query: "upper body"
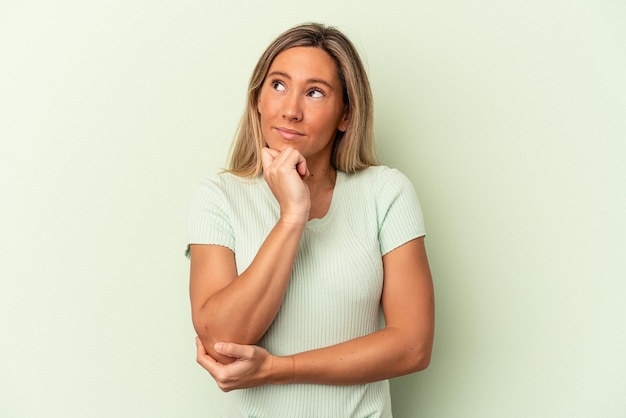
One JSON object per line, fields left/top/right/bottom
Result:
{"left": 187, "top": 23, "right": 435, "bottom": 418}
{"left": 188, "top": 166, "right": 426, "bottom": 416}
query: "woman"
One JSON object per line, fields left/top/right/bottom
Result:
{"left": 187, "top": 23, "right": 434, "bottom": 417}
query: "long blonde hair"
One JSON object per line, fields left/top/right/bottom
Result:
{"left": 228, "top": 23, "right": 377, "bottom": 177}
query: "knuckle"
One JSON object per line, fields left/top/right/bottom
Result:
{"left": 278, "top": 165, "right": 291, "bottom": 175}
{"left": 216, "top": 375, "right": 234, "bottom": 392}
{"left": 263, "top": 171, "right": 273, "bottom": 183}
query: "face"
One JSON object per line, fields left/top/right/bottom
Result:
{"left": 257, "top": 47, "right": 349, "bottom": 164}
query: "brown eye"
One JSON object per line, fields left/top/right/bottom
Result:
{"left": 271, "top": 80, "right": 286, "bottom": 92}
{"left": 308, "top": 88, "right": 324, "bottom": 98}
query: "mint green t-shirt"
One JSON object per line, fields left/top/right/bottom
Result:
{"left": 187, "top": 165, "right": 425, "bottom": 418}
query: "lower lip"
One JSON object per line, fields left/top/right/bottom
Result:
{"left": 276, "top": 128, "right": 302, "bottom": 140}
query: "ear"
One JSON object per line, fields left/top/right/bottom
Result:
{"left": 337, "top": 111, "right": 349, "bottom": 132}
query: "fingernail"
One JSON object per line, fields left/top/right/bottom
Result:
{"left": 215, "top": 342, "right": 223, "bottom": 351}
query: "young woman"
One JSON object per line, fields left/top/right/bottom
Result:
{"left": 187, "top": 22, "right": 434, "bottom": 417}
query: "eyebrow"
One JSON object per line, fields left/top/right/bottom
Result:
{"left": 267, "top": 71, "right": 334, "bottom": 89}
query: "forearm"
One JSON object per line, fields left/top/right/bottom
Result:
{"left": 194, "top": 217, "right": 305, "bottom": 349}
{"left": 271, "top": 326, "right": 433, "bottom": 386}
{"left": 196, "top": 239, "right": 435, "bottom": 387}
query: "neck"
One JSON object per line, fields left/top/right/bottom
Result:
{"left": 304, "top": 159, "right": 336, "bottom": 195}
{"left": 304, "top": 158, "right": 337, "bottom": 220}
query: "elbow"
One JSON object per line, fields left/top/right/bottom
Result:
{"left": 403, "top": 342, "right": 433, "bottom": 374}
{"left": 193, "top": 313, "right": 260, "bottom": 346}
{"left": 387, "top": 326, "right": 434, "bottom": 375}
{"left": 192, "top": 308, "right": 219, "bottom": 344}
{"left": 192, "top": 312, "right": 212, "bottom": 342}
{"left": 192, "top": 300, "right": 262, "bottom": 344}
{"left": 411, "top": 350, "right": 432, "bottom": 372}
{"left": 193, "top": 317, "right": 237, "bottom": 365}
{"left": 192, "top": 317, "right": 216, "bottom": 351}
{"left": 191, "top": 304, "right": 231, "bottom": 345}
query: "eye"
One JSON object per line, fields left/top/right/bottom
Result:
{"left": 307, "top": 88, "right": 324, "bottom": 98}
{"left": 271, "top": 80, "right": 286, "bottom": 92}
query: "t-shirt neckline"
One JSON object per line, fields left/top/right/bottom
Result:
{"left": 306, "top": 170, "right": 344, "bottom": 229}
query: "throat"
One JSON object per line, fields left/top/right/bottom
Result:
{"left": 308, "top": 186, "right": 335, "bottom": 220}
{"left": 307, "top": 170, "right": 337, "bottom": 221}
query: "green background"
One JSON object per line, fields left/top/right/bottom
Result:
{"left": 1, "top": 0, "right": 624, "bottom": 416}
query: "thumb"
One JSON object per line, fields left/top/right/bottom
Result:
{"left": 214, "top": 342, "right": 255, "bottom": 360}
{"left": 260, "top": 147, "right": 279, "bottom": 171}
{"left": 293, "top": 153, "right": 310, "bottom": 179}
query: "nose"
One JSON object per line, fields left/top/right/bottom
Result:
{"left": 282, "top": 93, "right": 303, "bottom": 122}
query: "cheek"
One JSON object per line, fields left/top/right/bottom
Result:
{"left": 318, "top": 111, "right": 343, "bottom": 133}
{"left": 258, "top": 96, "right": 278, "bottom": 120}
{"left": 257, "top": 89, "right": 272, "bottom": 114}
{"left": 257, "top": 100, "right": 271, "bottom": 126}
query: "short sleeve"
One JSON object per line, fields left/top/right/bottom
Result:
{"left": 376, "top": 167, "right": 426, "bottom": 255}
{"left": 186, "top": 176, "right": 235, "bottom": 258}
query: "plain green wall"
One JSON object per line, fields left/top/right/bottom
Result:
{"left": 1, "top": 0, "right": 624, "bottom": 417}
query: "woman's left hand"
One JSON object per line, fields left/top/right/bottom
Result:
{"left": 195, "top": 337, "right": 274, "bottom": 392}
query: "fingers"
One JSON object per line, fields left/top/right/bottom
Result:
{"left": 196, "top": 340, "right": 271, "bottom": 392}
{"left": 260, "top": 147, "right": 279, "bottom": 172}
{"left": 215, "top": 342, "right": 256, "bottom": 360}
{"left": 262, "top": 146, "right": 309, "bottom": 180}
{"left": 260, "top": 146, "right": 311, "bottom": 222}
{"left": 195, "top": 337, "right": 218, "bottom": 375}
{"left": 295, "top": 154, "right": 310, "bottom": 179}
{"left": 263, "top": 147, "right": 281, "bottom": 158}
{"left": 195, "top": 336, "right": 206, "bottom": 354}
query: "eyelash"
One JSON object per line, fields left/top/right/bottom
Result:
{"left": 307, "top": 87, "right": 324, "bottom": 98}
{"left": 271, "top": 79, "right": 286, "bottom": 91}
{"left": 269, "top": 79, "right": 325, "bottom": 98}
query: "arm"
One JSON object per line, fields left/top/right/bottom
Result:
{"left": 197, "top": 237, "right": 435, "bottom": 390}
{"left": 190, "top": 147, "right": 311, "bottom": 364}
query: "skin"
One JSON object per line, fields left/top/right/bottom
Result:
{"left": 258, "top": 46, "right": 349, "bottom": 218}
{"left": 189, "top": 46, "right": 435, "bottom": 391}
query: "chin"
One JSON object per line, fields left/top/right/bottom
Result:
{"left": 267, "top": 142, "right": 299, "bottom": 153}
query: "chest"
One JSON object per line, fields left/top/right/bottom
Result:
{"left": 308, "top": 187, "right": 334, "bottom": 220}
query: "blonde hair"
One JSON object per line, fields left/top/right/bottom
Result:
{"left": 228, "top": 23, "right": 377, "bottom": 177}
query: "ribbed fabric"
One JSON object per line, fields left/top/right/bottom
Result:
{"left": 187, "top": 166, "right": 425, "bottom": 418}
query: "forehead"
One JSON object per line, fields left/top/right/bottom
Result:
{"left": 268, "top": 47, "right": 340, "bottom": 86}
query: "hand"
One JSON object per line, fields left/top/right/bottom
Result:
{"left": 260, "top": 147, "right": 311, "bottom": 223}
{"left": 195, "top": 337, "right": 274, "bottom": 392}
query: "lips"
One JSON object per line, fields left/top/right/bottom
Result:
{"left": 275, "top": 127, "right": 304, "bottom": 140}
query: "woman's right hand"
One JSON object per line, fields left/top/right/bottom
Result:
{"left": 261, "top": 147, "right": 311, "bottom": 224}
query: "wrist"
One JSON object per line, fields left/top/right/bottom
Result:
{"left": 278, "top": 213, "right": 308, "bottom": 226}
{"left": 270, "top": 355, "right": 296, "bottom": 385}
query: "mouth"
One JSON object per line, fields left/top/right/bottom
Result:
{"left": 274, "top": 127, "right": 304, "bottom": 140}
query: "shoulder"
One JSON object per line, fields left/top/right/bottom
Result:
{"left": 195, "top": 171, "right": 253, "bottom": 189}
{"left": 346, "top": 165, "right": 415, "bottom": 192}
{"left": 193, "top": 172, "right": 263, "bottom": 197}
